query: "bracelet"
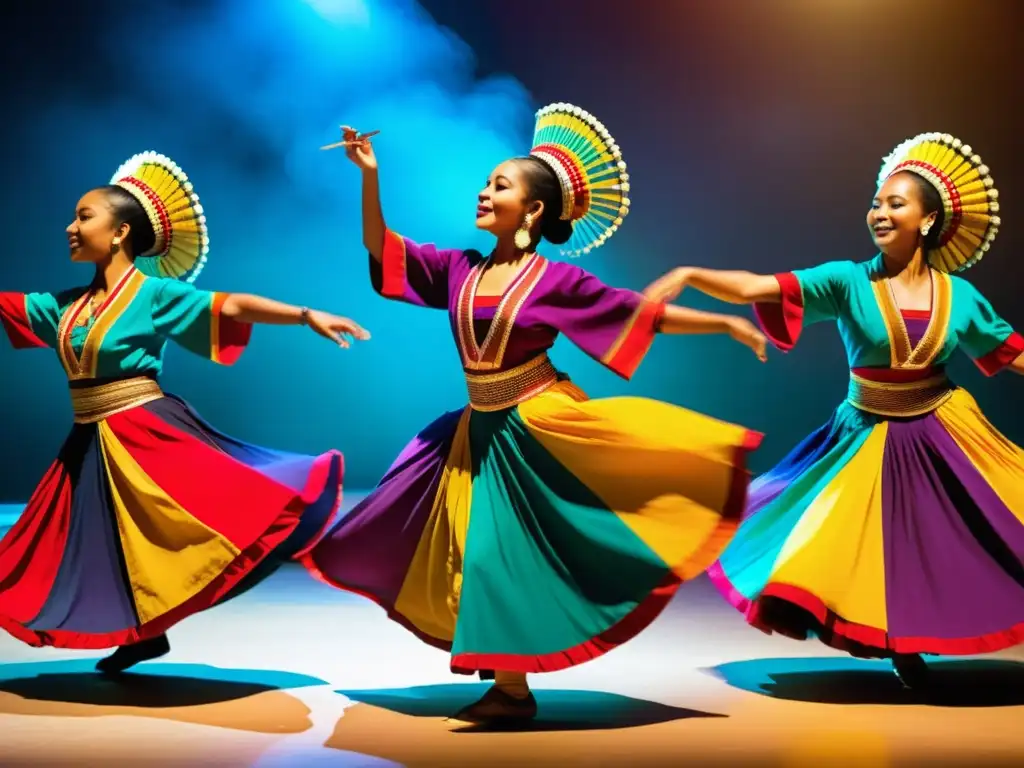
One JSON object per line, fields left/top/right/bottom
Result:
{"left": 300, "top": 306, "right": 310, "bottom": 325}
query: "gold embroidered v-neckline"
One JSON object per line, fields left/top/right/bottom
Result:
{"left": 58, "top": 267, "right": 140, "bottom": 379}
{"left": 463, "top": 254, "right": 538, "bottom": 358}
{"left": 871, "top": 268, "right": 952, "bottom": 370}
{"left": 456, "top": 253, "right": 548, "bottom": 371}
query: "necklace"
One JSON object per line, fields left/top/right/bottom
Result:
{"left": 80, "top": 292, "right": 102, "bottom": 326}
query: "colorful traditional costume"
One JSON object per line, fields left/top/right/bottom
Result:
{"left": 0, "top": 153, "right": 343, "bottom": 650}
{"left": 305, "top": 103, "right": 761, "bottom": 677}
{"left": 709, "top": 132, "right": 1024, "bottom": 658}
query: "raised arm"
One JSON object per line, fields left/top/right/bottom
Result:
{"left": 337, "top": 126, "right": 385, "bottom": 261}
{"left": 339, "top": 126, "right": 454, "bottom": 310}
{"left": 361, "top": 169, "right": 386, "bottom": 263}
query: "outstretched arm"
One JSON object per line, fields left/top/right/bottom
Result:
{"left": 219, "top": 293, "right": 369, "bottom": 346}
{"left": 152, "top": 281, "right": 368, "bottom": 366}
{"left": 958, "top": 281, "right": 1024, "bottom": 377}
{"left": 645, "top": 267, "right": 781, "bottom": 305}
{"left": 544, "top": 264, "right": 767, "bottom": 380}
{"left": 648, "top": 261, "right": 852, "bottom": 353}
{"left": 659, "top": 304, "right": 768, "bottom": 361}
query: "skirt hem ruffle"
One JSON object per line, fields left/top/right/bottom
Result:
{"left": 304, "top": 430, "right": 760, "bottom": 674}
{"left": 1, "top": 450, "right": 344, "bottom": 649}
{"left": 708, "top": 566, "right": 1024, "bottom": 657}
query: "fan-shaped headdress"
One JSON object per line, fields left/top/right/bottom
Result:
{"left": 110, "top": 152, "right": 210, "bottom": 283}
{"left": 877, "top": 132, "right": 1000, "bottom": 272}
{"left": 529, "top": 103, "right": 630, "bottom": 257}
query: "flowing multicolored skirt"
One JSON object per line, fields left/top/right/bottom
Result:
{"left": 304, "top": 378, "right": 761, "bottom": 674}
{"left": 709, "top": 387, "right": 1024, "bottom": 657}
{"left": 0, "top": 390, "right": 343, "bottom": 648}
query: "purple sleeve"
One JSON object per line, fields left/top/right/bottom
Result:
{"left": 540, "top": 264, "right": 664, "bottom": 380}
{"left": 369, "top": 229, "right": 458, "bottom": 310}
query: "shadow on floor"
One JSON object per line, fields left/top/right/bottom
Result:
{"left": 706, "top": 656, "right": 1024, "bottom": 707}
{"left": 0, "top": 658, "right": 331, "bottom": 734}
{"left": 338, "top": 682, "right": 725, "bottom": 733}
{"left": 0, "top": 658, "right": 328, "bottom": 708}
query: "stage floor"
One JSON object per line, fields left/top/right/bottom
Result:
{"left": 0, "top": 565, "right": 1021, "bottom": 767}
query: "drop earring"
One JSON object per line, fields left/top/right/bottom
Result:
{"left": 514, "top": 214, "right": 534, "bottom": 251}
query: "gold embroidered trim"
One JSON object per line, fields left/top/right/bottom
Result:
{"left": 456, "top": 254, "right": 547, "bottom": 371}
{"left": 871, "top": 270, "right": 952, "bottom": 370}
{"left": 847, "top": 371, "right": 954, "bottom": 417}
{"left": 70, "top": 376, "right": 164, "bottom": 424}
{"left": 464, "top": 354, "right": 558, "bottom": 412}
{"left": 58, "top": 269, "right": 145, "bottom": 380}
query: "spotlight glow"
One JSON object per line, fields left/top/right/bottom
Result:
{"left": 304, "top": 0, "right": 369, "bottom": 24}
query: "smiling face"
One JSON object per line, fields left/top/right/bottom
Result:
{"left": 867, "top": 171, "right": 940, "bottom": 256}
{"left": 475, "top": 159, "right": 544, "bottom": 239}
{"left": 66, "top": 189, "right": 124, "bottom": 263}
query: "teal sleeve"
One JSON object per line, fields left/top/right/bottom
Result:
{"left": 958, "top": 281, "right": 1022, "bottom": 375}
{"left": 150, "top": 279, "right": 252, "bottom": 365}
{"left": 791, "top": 261, "right": 851, "bottom": 326}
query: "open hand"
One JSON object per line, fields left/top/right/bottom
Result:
{"left": 306, "top": 310, "right": 371, "bottom": 348}
{"left": 340, "top": 125, "right": 378, "bottom": 172}
{"left": 728, "top": 317, "right": 768, "bottom": 362}
{"left": 643, "top": 267, "right": 691, "bottom": 304}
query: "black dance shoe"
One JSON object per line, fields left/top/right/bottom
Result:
{"left": 892, "top": 653, "right": 929, "bottom": 689}
{"left": 449, "top": 685, "right": 538, "bottom": 724}
{"left": 95, "top": 634, "right": 171, "bottom": 674}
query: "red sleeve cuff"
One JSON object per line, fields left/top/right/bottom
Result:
{"left": 753, "top": 272, "right": 803, "bottom": 352}
{"left": 210, "top": 292, "right": 253, "bottom": 366}
{"left": 379, "top": 229, "right": 407, "bottom": 298}
{"left": 974, "top": 331, "right": 1024, "bottom": 376}
{"left": 605, "top": 300, "right": 664, "bottom": 380}
{"left": 0, "top": 292, "right": 47, "bottom": 349}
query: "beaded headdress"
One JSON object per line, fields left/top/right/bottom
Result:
{"left": 877, "top": 132, "right": 1000, "bottom": 273}
{"left": 110, "top": 152, "right": 210, "bottom": 283}
{"left": 529, "top": 103, "right": 630, "bottom": 257}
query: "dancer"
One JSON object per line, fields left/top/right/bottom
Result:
{"left": 305, "top": 103, "right": 767, "bottom": 724}
{"left": 645, "top": 132, "right": 1021, "bottom": 688}
{"left": 0, "top": 151, "right": 368, "bottom": 673}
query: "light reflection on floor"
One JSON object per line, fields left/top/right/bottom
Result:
{"left": 1, "top": 494, "right": 1022, "bottom": 766}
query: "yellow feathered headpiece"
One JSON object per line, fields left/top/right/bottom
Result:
{"left": 529, "top": 103, "right": 631, "bottom": 257}
{"left": 110, "top": 152, "right": 210, "bottom": 283}
{"left": 877, "top": 132, "right": 1000, "bottom": 272}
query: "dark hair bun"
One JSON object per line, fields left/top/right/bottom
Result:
{"left": 541, "top": 216, "right": 573, "bottom": 245}
{"left": 512, "top": 156, "right": 575, "bottom": 248}
{"left": 100, "top": 184, "right": 157, "bottom": 256}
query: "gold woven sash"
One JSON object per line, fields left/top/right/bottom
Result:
{"left": 70, "top": 377, "right": 164, "bottom": 424}
{"left": 465, "top": 354, "right": 559, "bottom": 412}
{"left": 847, "top": 370, "right": 954, "bottom": 418}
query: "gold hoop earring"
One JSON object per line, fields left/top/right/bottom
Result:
{"left": 514, "top": 214, "right": 534, "bottom": 251}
